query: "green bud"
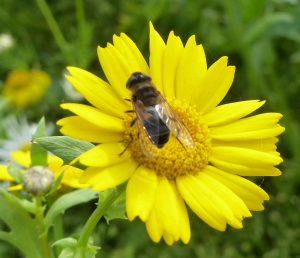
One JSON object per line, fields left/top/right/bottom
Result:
{"left": 22, "top": 166, "right": 54, "bottom": 196}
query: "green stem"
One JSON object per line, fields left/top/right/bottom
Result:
{"left": 78, "top": 184, "right": 126, "bottom": 256}
{"left": 53, "top": 216, "right": 64, "bottom": 257}
{"left": 76, "top": 0, "right": 85, "bottom": 44}
{"left": 35, "top": 197, "right": 53, "bottom": 258}
{"left": 75, "top": 0, "right": 89, "bottom": 67}
{"left": 35, "top": 0, "right": 70, "bottom": 60}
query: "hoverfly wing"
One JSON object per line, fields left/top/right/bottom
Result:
{"left": 155, "top": 95, "right": 194, "bottom": 148}
{"left": 135, "top": 118, "right": 156, "bottom": 158}
{"left": 133, "top": 100, "right": 168, "bottom": 157}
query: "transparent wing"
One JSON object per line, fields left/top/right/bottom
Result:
{"left": 154, "top": 95, "right": 194, "bottom": 148}
{"left": 135, "top": 118, "right": 156, "bottom": 158}
{"left": 133, "top": 100, "right": 162, "bottom": 146}
{"left": 133, "top": 100, "right": 169, "bottom": 157}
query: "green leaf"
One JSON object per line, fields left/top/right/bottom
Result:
{"left": 53, "top": 238, "right": 99, "bottom": 258}
{"left": 44, "top": 189, "right": 97, "bottom": 231}
{"left": 35, "top": 136, "right": 94, "bottom": 164}
{"left": 100, "top": 188, "right": 127, "bottom": 223}
{"left": 47, "top": 171, "right": 64, "bottom": 196}
{"left": 7, "top": 165, "right": 23, "bottom": 183}
{"left": 0, "top": 189, "right": 42, "bottom": 258}
{"left": 31, "top": 117, "right": 48, "bottom": 166}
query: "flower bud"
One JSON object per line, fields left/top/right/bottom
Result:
{"left": 22, "top": 166, "right": 54, "bottom": 196}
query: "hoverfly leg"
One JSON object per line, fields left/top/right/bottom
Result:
{"left": 124, "top": 98, "right": 131, "bottom": 102}
{"left": 130, "top": 117, "right": 138, "bottom": 127}
{"left": 125, "top": 110, "right": 134, "bottom": 113}
{"left": 119, "top": 134, "right": 133, "bottom": 156}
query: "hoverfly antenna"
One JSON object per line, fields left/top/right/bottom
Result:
{"left": 126, "top": 72, "right": 151, "bottom": 88}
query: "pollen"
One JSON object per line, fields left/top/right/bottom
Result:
{"left": 123, "top": 99, "right": 212, "bottom": 180}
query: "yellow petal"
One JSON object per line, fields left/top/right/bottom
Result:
{"left": 145, "top": 177, "right": 190, "bottom": 245}
{"left": 97, "top": 45, "right": 131, "bottom": 100}
{"left": 146, "top": 206, "right": 163, "bottom": 243}
{"left": 176, "top": 35, "right": 207, "bottom": 100}
{"left": 191, "top": 56, "right": 235, "bottom": 113}
{"left": 0, "top": 165, "right": 13, "bottom": 181}
{"left": 11, "top": 150, "right": 30, "bottom": 167}
{"left": 210, "top": 113, "right": 285, "bottom": 141}
{"left": 183, "top": 173, "right": 244, "bottom": 229}
{"left": 98, "top": 33, "right": 149, "bottom": 101}
{"left": 60, "top": 103, "right": 124, "bottom": 132}
{"left": 79, "top": 143, "right": 130, "bottom": 167}
{"left": 154, "top": 177, "right": 190, "bottom": 242}
{"left": 212, "top": 137, "right": 279, "bottom": 153}
{"left": 59, "top": 165, "right": 89, "bottom": 188}
{"left": 57, "top": 116, "right": 124, "bottom": 143}
{"left": 115, "top": 33, "right": 149, "bottom": 74}
{"left": 210, "top": 146, "right": 283, "bottom": 168}
{"left": 199, "top": 170, "right": 252, "bottom": 220}
{"left": 8, "top": 184, "right": 22, "bottom": 191}
{"left": 176, "top": 174, "right": 227, "bottom": 231}
{"left": 47, "top": 155, "right": 64, "bottom": 172}
{"left": 126, "top": 166, "right": 157, "bottom": 221}
{"left": 161, "top": 31, "right": 184, "bottom": 98}
{"left": 203, "top": 100, "right": 265, "bottom": 127}
{"left": 149, "top": 22, "right": 166, "bottom": 93}
{"left": 81, "top": 159, "right": 138, "bottom": 191}
{"left": 66, "top": 67, "right": 129, "bottom": 118}
{"left": 205, "top": 165, "right": 269, "bottom": 211}
{"left": 163, "top": 232, "right": 176, "bottom": 246}
{"left": 209, "top": 157, "right": 282, "bottom": 176}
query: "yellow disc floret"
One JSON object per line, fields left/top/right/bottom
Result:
{"left": 124, "top": 99, "right": 212, "bottom": 179}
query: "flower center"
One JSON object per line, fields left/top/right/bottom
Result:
{"left": 124, "top": 99, "right": 212, "bottom": 180}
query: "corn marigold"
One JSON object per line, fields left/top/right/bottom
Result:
{"left": 57, "top": 23, "right": 284, "bottom": 245}
{"left": 3, "top": 70, "right": 51, "bottom": 107}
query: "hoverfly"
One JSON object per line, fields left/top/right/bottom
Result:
{"left": 126, "top": 72, "right": 194, "bottom": 154}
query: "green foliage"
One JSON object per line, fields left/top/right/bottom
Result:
{"left": 35, "top": 136, "right": 94, "bottom": 164}
{"left": 53, "top": 238, "right": 98, "bottom": 258}
{"left": 0, "top": 190, "right": 42, "bottom": 258}
{"left": 99, "top": 188, "right": 127, "bottom": 223}
{"left": 31, "top": 117, "right": 48, "bottom": 166}
{"left": 44, "top": 189, "right": 97, "bottom": 233}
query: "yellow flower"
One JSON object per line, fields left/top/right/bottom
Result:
{"left": 58, "top": 23, "right": 284, "bottom": 245}
{"left": 0, "top": 150, "right": 88, "bottom": 191}
{"left": 2, "top": 70, "right": 51, "bottom": 107}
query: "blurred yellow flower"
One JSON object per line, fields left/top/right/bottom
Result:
{"left": 0, "top": 150, "right": 88, "bottom": 191}
{"left": 58, "top": 23, "right": 284, "bottom": 245}
{"left": 2, "top": 70, "right": 51, "bottom": 107}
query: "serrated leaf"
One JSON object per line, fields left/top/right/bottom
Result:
{"left": 0, "top": 189, "right": 42, "bottom": 258}
{"left": 31, "top": 117, "right": 48, "bottom": 166}
{"left": 54, "top": 238, "right": 99, "bottom": 258}
{"left": 100, "top": 188, "right": 127, "bottom": 223}
{"left": 35, "top": 136, "right": 94, "bottom": 164}
{"left": 44, "top": 189, "right": 97, "bottom": 231}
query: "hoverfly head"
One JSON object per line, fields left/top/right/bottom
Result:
{"left": 126, "top": 72, "right": 151, "bottom": 90}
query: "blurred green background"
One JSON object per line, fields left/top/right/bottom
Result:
{"left": 0, "top": 0, "right": 300, "bottom": 257}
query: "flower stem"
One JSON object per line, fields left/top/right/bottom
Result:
{"left": 78, "top": 184, "right": 126, "bottom": 254}
{"left": 53, "top": 215, "right": 64, "bottom": 257}
{"left": 34, "top": 0, "right": 70, "bottom": 61}
{"left": 35, "top": 197, "right": 53, "bottom": 258}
